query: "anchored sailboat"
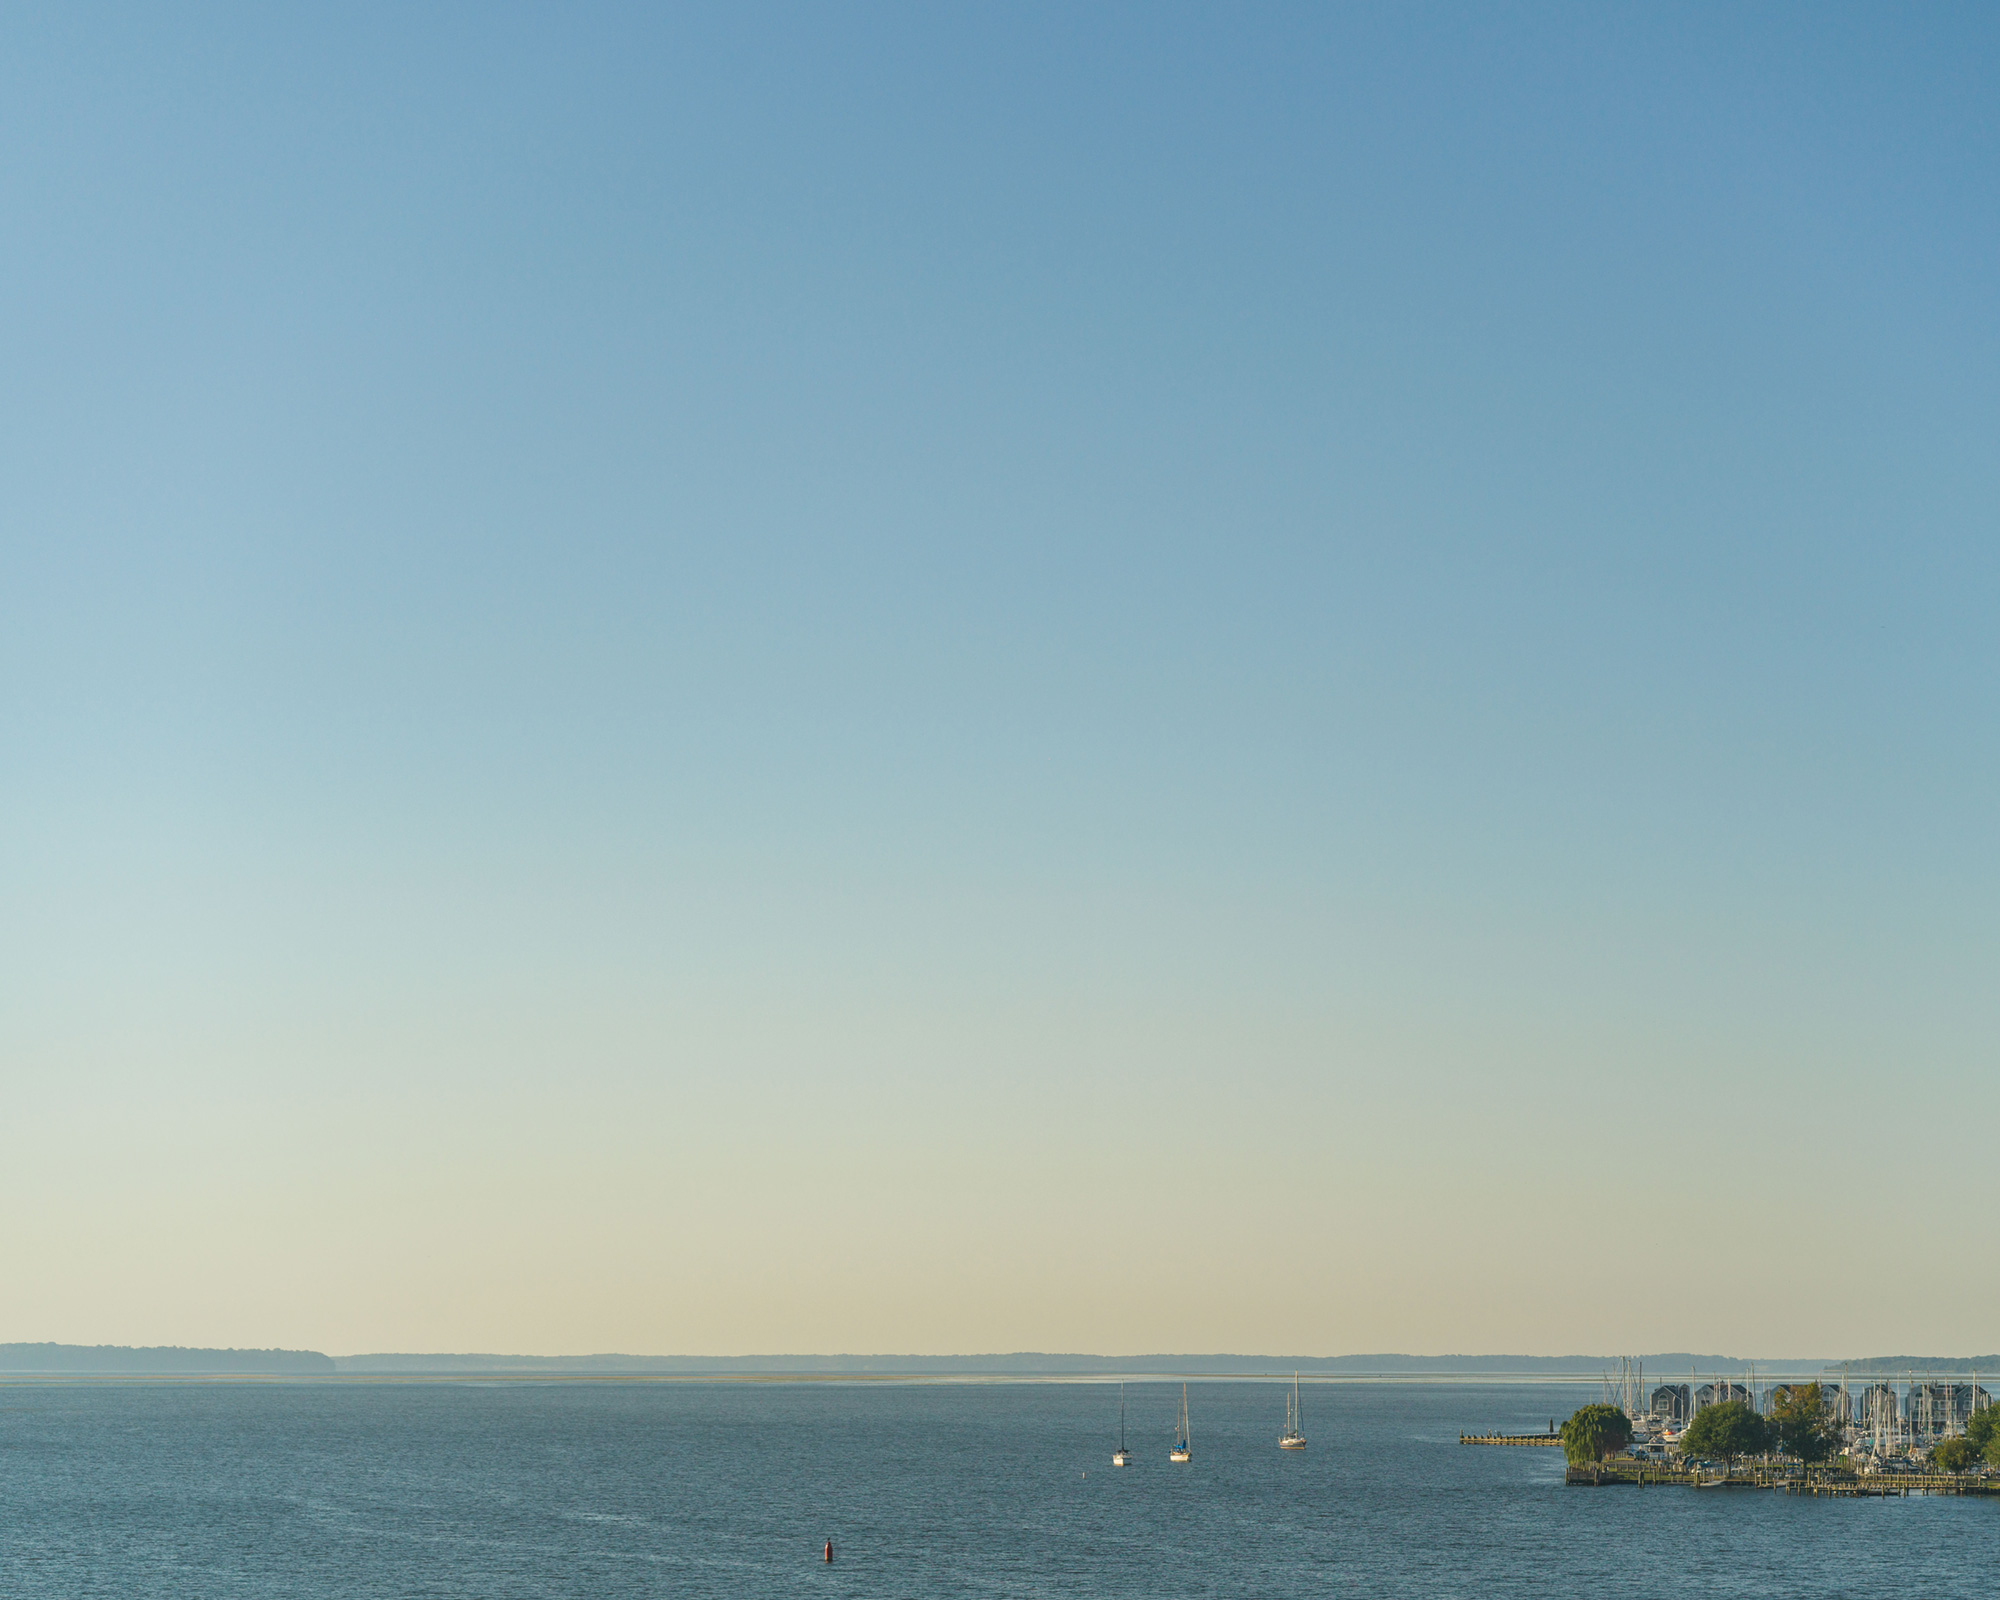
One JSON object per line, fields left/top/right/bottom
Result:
{"left": 1169, "top": 1385, "right": 1192, "bottom": 1462}
{"left": 1113, "top": 1383, "right": 1132, "bottom": 1466}
{"left": 1279, "top": 1372, "right": 1307, "bottom": 1449}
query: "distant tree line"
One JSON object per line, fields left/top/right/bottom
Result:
{"left": 0, "top": 1343, "right": 335, "bottom": 1375}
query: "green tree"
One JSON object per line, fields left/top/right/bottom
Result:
{"left": 1560, "top": 1404, "right": 1633, "bottom": 1467}
{"left": 1679, "top": 1401, "right": 1770, "bottom": 1470}
{"left": 1932, "top": 1436, "right": 1979, "bottom": 1472}
{"left": 1950, "top": 1405, "right": 2000, "bottom": 1470}
{"left": 1769, "top": 1383, "right": 1838, "bottom": 1464}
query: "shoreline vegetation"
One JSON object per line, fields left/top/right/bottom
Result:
{"left": 7, "top": 1344, "right": 2000, "bottom": 1378}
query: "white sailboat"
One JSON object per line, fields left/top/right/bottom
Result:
{"left": 1279, "top": 1372, "right": 1307, "bottom": 1449}
{"left": 1169, "top": 1384, "right": 1192, "bottom": 1462}
{"left": 1112, "top": 1383, "right": 1132, "bottom": 1466}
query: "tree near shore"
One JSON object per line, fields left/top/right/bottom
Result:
{"left": 1967, "top": 1406, "right": 2000, "bottom": 1469}
{"left": 1560, "top": 1404, "right": 1633, "bottom": 1467}
{"left": 1679, "top": 1401, "right": 1769, "bottom": 1470}
{"left": 1769, "top": 1383, "right": 1838, "bottom": 1464}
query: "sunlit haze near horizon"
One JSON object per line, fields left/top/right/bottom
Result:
{"left": 4, "top": 3, "right": 1997, "bottom": 1360}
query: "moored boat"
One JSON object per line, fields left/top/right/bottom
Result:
{"left": 1170, "top": 1385, "right": 1192, "bottom": 1462}
{"left": 1280, "top": 1372, "right": 1307, "bottom": 1449}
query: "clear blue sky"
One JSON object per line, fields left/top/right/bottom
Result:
{"left": 3, "top": 3, "right": 1996, "bottom": 1356}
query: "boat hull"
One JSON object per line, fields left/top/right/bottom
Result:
{"left": 1169, "top": 1449, "right": 1191, "bottom": 1462}
{"left": 1279, "top": 1437, "right": 1307, "bottom": 1450}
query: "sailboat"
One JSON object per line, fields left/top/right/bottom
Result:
{"left": 1169, "top": 1385, "right": 1192, "bottom": 1462}
{"left": 1279, "top": 1372, "right": 1307, "bottom": 1449}
{"left": 1112, "top": 1383, "right": 1132, "bottom": 1466}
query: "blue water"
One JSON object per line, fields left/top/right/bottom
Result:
{"left": 1, "top": 1379, "right": 1992, "bottom": 1596}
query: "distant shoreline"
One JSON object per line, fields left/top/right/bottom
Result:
{"left": 7, "top": 1343, "right": 1996, "bottom": 1380}
{"left": 0, "top": 1371, "right": 1872, "bottom": 1388}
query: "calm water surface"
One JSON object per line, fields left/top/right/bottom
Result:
{"left": 1, "top": 1380, "right": 1992, "bottom": 1596}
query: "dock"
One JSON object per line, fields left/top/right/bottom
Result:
{"left": 1460, "top": 1432, "right": 1562, "bottom": 1446}
{"left": 1787, "top": 1471, "right": 2000, "bottom": 1497}
{"left": 1563, "top": 1461, "right": 2000, "bottom": 1496}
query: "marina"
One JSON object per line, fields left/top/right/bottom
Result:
{"left": 1465, "top": 1360, "right": 2000, "bottom": 1497}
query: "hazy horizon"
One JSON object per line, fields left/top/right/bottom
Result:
{"left": 4, "top": 5, "right": 1996, "bottom": 1358}
{"left": 19, "top": 1340, "right": 2000, "bottom": 1377}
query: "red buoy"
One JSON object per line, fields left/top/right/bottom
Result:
{"left": 824, "top": 1540, "right": 834, "bottom": 1563}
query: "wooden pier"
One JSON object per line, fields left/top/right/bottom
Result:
{"left": 1563, "top": 1460, "right": 2000, "bottom": 1496}
{"left": 1788, "top": 1471, "right": 2000, "bottom": 1498}
{"left": 1460, "top": 1432, "right": 1562, "bottom": 1446}
{"left": 1565, "top": 1464, "right": 1700, "bottom": 1486}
